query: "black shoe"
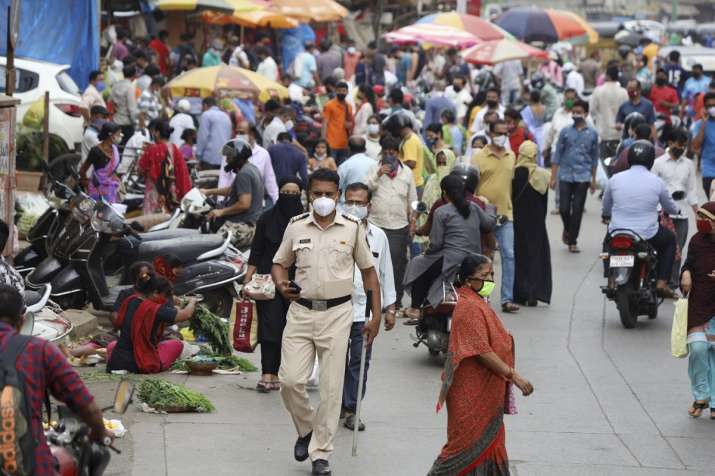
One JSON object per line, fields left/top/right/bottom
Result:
{"left": 343, "top": 413, "right": 365, "bottom": 431}
{"left": 312, "top": 459, "right": 331, "bottom": 475}
{"left": 294, "top": 431, "right": 312, "bottom": 462}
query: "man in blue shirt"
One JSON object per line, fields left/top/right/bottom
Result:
{"left": 337, "top": 137, "right": 376, "bottom": 202}
{"left": 602, "top": 140, "right": 679, "bottom": 296}
{"left": 196, "top": 97, "right": 233, "bottom": 170}
{"left": 268, "top": 132, "right": 308, "bottom": 185}
{"left": 550, "top": 100, "right": 599, "bottom": 253}
{"left": 616, "top": 79, "right": 656, "bottom": 140}
{"left": 682, "top": 64, "right": 712, "bottom": 117}
{"left": 693, "top": 92, "right": 715, "bottom": 196}
{"left": 422, "top": 80, "right": 456, "bottom": 137}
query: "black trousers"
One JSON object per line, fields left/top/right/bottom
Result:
{"left": 383, "top": 226, "right": 409, "bottom": 307}
{"left": 261, "top": 341, "right": 281, "bottom": 375}
{"left": 703, "top": 177, "right": 714, "bottom": 197}
{"left": 119, "top": 124, "right": 134, "bottom": 147}
{"left": 559, "top": 181, "right": 590, "bottom": 245}
{"left": 647, "top": 225, "right": 676, "bottom": 282}
{"left": 410, "top": 257, "right": 443, "bottom": 309}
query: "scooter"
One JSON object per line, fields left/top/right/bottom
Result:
{"left": 49, "top": 199, "right": 245, "bottom": 316}
{"left": 600, "top": 228, "right": 660, "bottom": 329}
{"left": 46, "top": 416, "right": 111, "bottom": 476}
{"left": 412, "top": 283, "right": 458, "bottom": 356}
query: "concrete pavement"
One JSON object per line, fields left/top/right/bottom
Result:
{"left": 88, "top": 191, "right": 715, "bottom": 476}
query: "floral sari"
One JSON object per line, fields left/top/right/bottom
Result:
{"left": 429, "top": 287, "right": 514, "bottom": 476}
{"left": 138, "top": 142, "right": 191, "bottom": 214}
{"left": 88, "top": 145, "right": 120, "bottom": 203}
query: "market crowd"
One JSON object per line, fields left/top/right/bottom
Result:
{"left": 3, "top": 20, "right": 715, "bottom": 476}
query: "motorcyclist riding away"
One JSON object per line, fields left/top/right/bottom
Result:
{"left": 602, "top": 140, "right": 679, "bottom": 297}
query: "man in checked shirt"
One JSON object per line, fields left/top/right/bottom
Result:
{"left": 0, "top": 285, "right": 110, "bottom": 475}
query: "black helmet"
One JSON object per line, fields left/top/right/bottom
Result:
{"left": 617, "top": 44, "right": 631, "bottom": 58}
{"left": 623, "top": 111, "right": 646, "bottom": 138}
{"left": 627, "top": 140, "right": 656, "bottom": 170}
{"left": 222, "top": 138, "right": 252, "bottom": 172}
{"left": 450, "top": 164, "right": 480, "bottom": 194}
{"left": 530, "top": 72, "right": 545, "bottom": 90}
{"left": 382, "top": 111, "right": 412, "bottom": 137}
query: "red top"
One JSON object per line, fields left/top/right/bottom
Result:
{"left": 117, "top": 295, "right": 167, "bottom": 373}
{"left": 138, "top": 142, "right": 192, "bottom": 200}
{"left": 648, "top": 85, "right": 680, "bottom": 117}
{"left": 149, "top": 39, "right": 170, "bottom": 76}
{"left": 509, "top": 127, "right": 533, "bottom": 154}
{"left": 0, "top": 322, "right": 94, "bottom": 476}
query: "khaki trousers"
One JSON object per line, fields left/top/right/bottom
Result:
{"left": 279, "top": 300, "right": 353, "bottom": 461}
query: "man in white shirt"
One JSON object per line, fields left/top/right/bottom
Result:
{"left": 590, "top": 65, "right": 629, "bottom": 159}
{"left": 341, "top": 182, "right": 396, "bottom": 432}
{"left": 169, "top": 99, "right": 195, "bottom": 146}
{"left": 80, "top": 106, "right": 109, "bottom": 165}
{"left": 256, "top": 46, "right": 279, "bottom": 82}
{"left": 471, "top": 87, "right": 505, "bottom": 134}
{"left": 651, "top": 128, "right": 699, "bottom": 288}
{"left": 494, "top": 59, "right": 523, "bottom": 105}
{"left": 563, "top": 62, "right": 585, "bottom": 99}
{"left": 444, "top": 75, "right": 473, "bottom": 124}
{"left": 82, "top": 70, "right": 106, "bottom": 111}
{"left": 219, "top": 121, "right": 279, "bottom": 206}
{"left": 229, "top": 41, "right": 250, "bottom": 69}
{"left": 119, "top": 126, "right": 152, "bottom": 175}
{"left": 263, "top": 104, "right": 291, "bottom": 146}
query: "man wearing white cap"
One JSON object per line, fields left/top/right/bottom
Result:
{"left": 564, "top": 62, "right": 585, "bottom": 99}
{"left": 169, "top": 99, "right": 196, "bottom": 147}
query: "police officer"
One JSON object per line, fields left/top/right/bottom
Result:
{"left": 272, "top": 168, "right": 382, "bottom": 476}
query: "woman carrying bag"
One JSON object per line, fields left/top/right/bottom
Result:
{"left": 244, "top": 178, "right": 304, "bottom": 392}
{"left": 680, "top": 202, "right": 715, "bottom": 418}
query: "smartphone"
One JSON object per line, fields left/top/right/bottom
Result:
{"left": 288, "top": 281, "right": 302, "bottom": 293}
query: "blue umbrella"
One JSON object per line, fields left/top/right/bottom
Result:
{"left": 496, "top": 7, "right": 588, "bottom": 44}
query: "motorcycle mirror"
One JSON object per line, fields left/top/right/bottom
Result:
{"left": 603, "top": 157, "right": 613, "bottom": 167}
{"left": 112, "top": 378, "right": 135, "bottom": 415}
{"left": 411, "top": 200, "right": 428, "bottom": 214}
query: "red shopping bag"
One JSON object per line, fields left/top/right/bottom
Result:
{"left": 233, "top": 298, "right": 258, "bottom": 352}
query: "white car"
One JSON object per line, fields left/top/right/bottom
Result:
{"left": 0, "top": 56, "right": 85, "bottom": 151}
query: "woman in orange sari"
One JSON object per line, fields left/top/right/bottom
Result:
{"left": 428, "top": 255, "right": 534, "bottom": 476}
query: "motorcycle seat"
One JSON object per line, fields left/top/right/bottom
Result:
{"left": 136, "top": 234, "right": 227, "bottom": 264}
{"left": 24, "top": 290, "right": 43, "bottom": 307}
{"left": 139, "top": 229, "right": 199, "bottom": 241}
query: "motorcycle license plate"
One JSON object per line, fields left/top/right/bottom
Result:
{"left": 447, "top": 317, "right": 452, "bottom": 332}
{"left": 609, "top": 255, "right": 635, "bottom": 268}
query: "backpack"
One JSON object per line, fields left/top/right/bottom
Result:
{"left": 0, "top": 335, "right": 35, "bottom": 476}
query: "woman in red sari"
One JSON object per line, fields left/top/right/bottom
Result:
{"left": 138, "top": 120, "right": 192, "bottom": 214}
{"left": 428, "top": 255, "right": 534, "bottom": 476}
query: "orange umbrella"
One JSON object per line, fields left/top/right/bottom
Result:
{"left": 201, "top": 9, "right": 299, "bottom": 28}
{"left": 268, "top": 0, "right": 348, "bottom": 22}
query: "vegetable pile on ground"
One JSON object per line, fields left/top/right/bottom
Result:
{"left": 171, "top": 347, "right": 258, "bottom": 373}
{"left": 137, "top": 378, "right": 215, "bottom": 413}
{"left": 189, "top": 305, "right": 232, "bottom": 355}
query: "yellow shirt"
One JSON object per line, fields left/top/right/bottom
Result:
{"left": 643, "top": 43, "right": 659, "bottom": 70}
{"left": 273, "top": 212, "right": 374, "bottom": 300}
{"left": 400, "top": 132, "right": 424, "bottom": 187}
{"left": 471, "top": 146, "right": 516, "bottom": 221}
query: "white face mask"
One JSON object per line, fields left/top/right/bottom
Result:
{"left": 342, "top": 204, "right": 368, "bottom": 220}
{"left": 348, "top": 46, "right": 357, "bottom": 55}
{"left": 367, "top": 124, "right": 380, "bottom": 135}
{"left": 709, "top": 107, "right": 715, "bottom": 118}
{"left": 285, "top": 120, "right": 294, "bottom": 130}
{"left": 491, "top": 135, "right": 507, "bottom": 148}
{"left": 312, "top": 196, "right": 336, "bottom": 217}
{"left": 236, "top": 134, "right": 250, "bottom": 144}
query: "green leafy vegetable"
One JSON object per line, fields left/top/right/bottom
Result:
{"left": 189, "top": 305, "right": 232, "bottom": 356}
{"left": 171, "top": 350, "right": 257, "bottom": 373}
{"left": 137, "top": 378, "right": 215, "bottom": 412}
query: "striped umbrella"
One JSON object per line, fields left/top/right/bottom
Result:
{"left": 461, "top": 39, "right": 548, "bottom": 65}
{"left": 155, "top": 0, "right": 263, "bottom": 13}
{"left": 560, "top": 11, "right": 599, "bottom": 45}
{"left": 384, "top": 24, "right": 480, "bottom": 49}
{"left": 416, "top": 11, "right": 507, "bottom": 41}
{"left": 495, "top": 7, "right": 591, "bottom": 44}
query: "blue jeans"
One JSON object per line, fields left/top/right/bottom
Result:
{"left": 342, "top": 322, "right": 372, "bottom": 413}
{"left": 688, "top": 319, "right": 715, "bottom": 404}
{"left": 495, "top": 220, "right": 515, "bottom": 305}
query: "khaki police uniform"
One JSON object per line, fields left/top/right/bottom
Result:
{"left": 273, "top": 211, "right": 374, "bottom": 462}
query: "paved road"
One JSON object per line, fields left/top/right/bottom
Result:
{"left": 94, "top": 192, "right": 715, "bottom": 476}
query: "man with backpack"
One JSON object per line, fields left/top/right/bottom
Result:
{"left": 0, "top": 285, "right": 109, "bottom": 475}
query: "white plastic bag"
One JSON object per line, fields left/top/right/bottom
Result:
{"left": 671, "top": 297, "right": 688, "bottom": 358}
{"left": 596, "top": 160, "right": 609, "bottom": 191}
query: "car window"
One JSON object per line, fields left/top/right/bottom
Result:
{"left": 0, "top": 66, "right": 39, "bottom": 93}
{"left": 56, "top": 70, "right": 80, "bottom": 96}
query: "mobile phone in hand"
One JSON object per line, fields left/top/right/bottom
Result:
{"left": 288, "top": 281, "right": 301, "bottom": 293}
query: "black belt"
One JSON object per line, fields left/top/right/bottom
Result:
{"left": 296, "top": 295, "right": 351, "bottom": 311}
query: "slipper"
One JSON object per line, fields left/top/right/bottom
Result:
{"left": 256, "top": 381, "right": 272, "bottom": 393}
{"left": 569, "top": 245, "right": 581, "bottom": 253}
{"left": 689, "top": 401, "right": 708, "bottom": 418}
{"left": 403, "top": 318, "right": 420, "bottom": 326}
{"left": 657, "top": 287, "right": 675, "bottom": 299}
{"left": 270, "top": 382, "right": 281, "bottom": 391}
{"left": 502, "top": 302, "right": 520, "bottom": 313}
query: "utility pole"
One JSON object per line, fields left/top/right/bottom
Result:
{"left": 5, "top": 1, "right": 20, "bottom": 97}
{"left": 671, "top": 0, "right": 677, "bottom": 22}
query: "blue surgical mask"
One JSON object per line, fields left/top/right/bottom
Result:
{"left": 96, "top": 81, "right": 106, "bottom": 92}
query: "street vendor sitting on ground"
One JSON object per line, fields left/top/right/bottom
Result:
{"left": 107, "top": 272, "right": 197, "bottom": 374}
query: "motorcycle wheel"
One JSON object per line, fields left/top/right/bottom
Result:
{"left": 428, "top": 349, "right": 440, "bottom": 357}
{"left": 54, "top": 292, "right": 87, "bottom": 311}
{"left": 615, "top": 285, "right": 638, "bottom": 329}
{"left": 647, "top": 301, "right": 658, "bottom": 320}
{"left": 200, "top": 288, "right": 233, "bottom": 318}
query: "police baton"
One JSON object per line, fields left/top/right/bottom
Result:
{"left": 352, "top": 289, "right": 372, "bottom": 457}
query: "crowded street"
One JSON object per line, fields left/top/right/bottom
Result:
{"left": 1, "top": 1, "right": 715, "bottom": 476}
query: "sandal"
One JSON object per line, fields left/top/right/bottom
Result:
{"left": 502, "top": 302, "right": 520, "bottom": 313}
{"left": 270, "top": 381, "right": 281, "bottom": 391}
{"left": 568, "top": 245, "right": 581, "bottom": 253}
{"left": 402, "top": 308, "right": 421, "bottom": 326}
{"left": 256, "top": 381, "right": 272, "bottom": 393}
{"left": 657, "top": 287, "right": 675, "bottom": 299}
{"left": 688, "top": 400, "right": 708, "bottom": 418}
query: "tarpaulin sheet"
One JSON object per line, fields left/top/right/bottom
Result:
{"left": 279, "top": 24, "right": 316, "bottom": 72}
{"left": 0, "top": 0, "right": 100, "bottom": 90}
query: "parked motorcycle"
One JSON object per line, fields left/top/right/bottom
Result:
{"left": 46, "top": 416, "right": 111, "bottom": 476}
{"left": 600, "top": 229, "right": 660, "bottom": 328}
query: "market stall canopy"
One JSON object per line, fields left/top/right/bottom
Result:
{"left": 460, "top": 38, "right": 548, "bottom": 65}
{"left": 384, "top": 24, "right": 480, "bottom": 49}
{"left": 201, "top": 9, "right": 299, "bottom": 28}
{"left": 495, "top": 7, "right": 592, "bottom": 44}
{"left": 155, "top": 0, "right": 263, "bottom": 13}
{"left": 166, "top": 65, "right": 288, "bottom": 102}
{"left": 416, "top": 11, "right": 507, "bottom": 41}
{"left": 266, "top": 0, "right": 348, "bottom": 22}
